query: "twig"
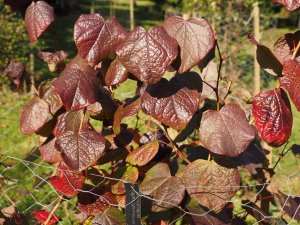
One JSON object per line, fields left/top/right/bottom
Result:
{"left": 162, "top": 124, "right": 191, "bottom": 165}
{"left": 216, "top": 42, "right": 223, "bottom": 110}
{"left": 272, "top": 143, "right": 291, "bottom": 170}
{"left": 44, "top": 197, "right": 63, "bottom": 225}
{"left": 292, "top": 41, "right": 300, "bottom": 60}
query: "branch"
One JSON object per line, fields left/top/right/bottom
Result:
{"left": 162, "top": 124, "right": 191, "bottom": 165}
{"left": 292, "top": 41, "right": 300, "bottom": 60}
{"left": 44, "top": 197, "right": 63, "bottom": 225}
{"left": 272, "top": 143, "right": 291, "bottom": 170}
{"left": 216, "top": 42, "right": 223, "bottom": 110}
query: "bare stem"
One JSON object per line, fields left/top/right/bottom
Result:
{"left": 216, "top": 42, "right": 223, "bottom": 111}
{"left": 44, "top": 197, "right": 63, "bottom": 225}
{"left": 292, "top": 41, "right": 300, "bottom": 60}
{"left": 162, "top": 124, "right": 191, "bottom": 165}
{"left": 272, "top": 143, "right": 290, "bottom": 170}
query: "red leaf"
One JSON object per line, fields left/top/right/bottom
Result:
{"left": 141, "top": 72, "right": 202, "bottom": 130}
{"left": 163, "top": 16, "right": 215, "bottom": 74}
{"left": 252, "top": 88, "right": 292, "bottom": 147}
{"left": 78, "top": 191, "right": 117, "bottom": 216}
{"left": 116, "top": 26, "right": 178, "bottom": 84}
{"left": 272, "top": 0, "right": 300, "bottom": 11}
{"left": 20, "top": 97, "right": 49, "bottom": 135}
{"left": 50, "top": 162, "right": 85, "bottom": 197}
{"left": 105, "top": 58, "right": 129, "bottom": 86}
{"left": 199, "top": 103, "right": 255, "bottom": 157}
{"left": 274, "top": 30, "right": 300, "bottom": 64}
{"left": 56, "top": 129, "right": 106, "bottom": 171}
{"left": 39, "top": 138, "right": 62, "bottom": 163}
{"left": 37, "top": 49, "right": 68, "bottom": 72}
{"left": 280, "top": 59, "right": 300, "bottom": 111}
{"left": 38, "top": 80, "right": 63, "bottom": 114}
{"left": 74, "top": 14, "right": 127, "bottom": 67}
{"left": 34, "top": 210, "right": 59, "bottom": 225}
{"left": 52, "top": 55, "right": 100, "bottom": 111}
{"left": 25, "top": 1, "right": 54, "bottom": 41}
{"left": 4, "top": 59, "right": 25, "bottom": 87}
{"left": 53, "top": 109, "right": 89, "bottom": 137}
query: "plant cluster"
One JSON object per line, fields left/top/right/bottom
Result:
{"left": 2, "top": 0, "right": 300, "bottom": 224}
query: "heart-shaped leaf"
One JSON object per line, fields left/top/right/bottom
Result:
{"left": 163, "top": 16, "right": 215, "bottom": 74}
{"left": 38, "top": 80, "right": 63, "bottom": 114}
{"left": 252, "top": 88, "right": 292, "bottom": 147}
{"left": 56, "top": 129, "right": 106, "bottom": 171}
{"left": 3, "top": 59, "right": 25, "bottom": 87}
{"left": 274, "top": 30, "right": 300, "bottom": 64}
{"left": 37, "top": 49, "right": 67, "bottom": 72}
{"left": 20, "top": 97, "right": 49, "bottom": 135}
{"left": 199, "top": 103, "right": 255, "bottom": 157}
{"left": 34, "top": 210, "right": 59, "bottom": 225}
{"left": 105, "top": 58, "right": 129, "bottom": 86}
{"left": 53, "top": 109, "right": 88, "bottom": 137}
{"left": 39, "top": 138, "right": 62, "bottom": 163}
{"left": 275, "top": 191, "right": 300, "bottom": 221}
{"left": 280, "top": 59, "right": 300, "bottom": 111}
{"left": 184, "top": 159, "right": 240, "bottom": 212}
{"left": 74, "top": 14, "right": 127, "bottom": 66}
{"left": 256, "top": 44, "right": 283, "bottom": 76}
{"left": 126, "top": 140, "right": 159, "bottom": 166}
{"left": 272, "top": 0, "right": 300, "bottom": 11}
{"left": 141, "top": 72, "right": 202, "bottom": 130}
{"left": 111, "top": 166, "right": 139, "bottom": 195}
{"left": 93, "top": 207, "right": 125, "bottom": 225}
{"left": 52, "top": 55, "right": 100, "bottom": 111}
{"left": 78, "top": 188, "right": 117, "bottom": 216}
{"left": 140, "top": 163, "right": 185, "bottom": 212}
{"left": 49, "top": 162, "right": 85, "bottom": 197}
{"left": 25, "top": 1, "right": 54, "bottom": 41}
{"left": 116, "top": 26, "right": 178, "bottom": 84}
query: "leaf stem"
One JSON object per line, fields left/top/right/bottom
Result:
{"left": 216, "top": 42, "right": 223, "bottom": 111}
{"left": 272, "top": 143, "right": 290, "bottom": 170}
{"left": 162, "top": 124, "right": 191, "bottom": 165}
{"left": 44, "top": 197, "right": 63, "bottom": 225}
{"left": 292, "top": 41, "right": 300, "bottom": 60}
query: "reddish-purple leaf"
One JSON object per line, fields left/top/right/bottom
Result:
{"left": 199, "top": 103, "right": 255, "bottom": 157}
{"left": 74, "top": 14, "right": 127, "bottom": 66}
{"left": 274, "top": 30, "right": 300, "bottom": 64}
{"left": 116, "top": 26, "right": 178, "bottom": 84}
{"left": 34, "top": 210, "right": 59, "bottom": 225}
{"left": 37, "top": 49, "right": 67, "bottom": 72}
{"left": 141, "top": 72, "right": 202, "bottom": 130}
{"left": 140, "top": 163, "right": 185, "bottom": 212}
{"left": 163, "top": 16, "right": 215, "bottom": 74}
{"left": 252, "top": 88, "right": 292, "bottom": 147}
{"left": 184, "top": 159, "right": 240, "bottom": 212}
{"left": 126, "top": 140, "right": 159, "bottom": 166}
{"left": 113, "top": 97, "right": 141, "bottom": 134}
{"left": 39, "top": 138, "right": 62, "bottom": 163}
{"left": 20, "top": 97, "right": 49, "bottom": 135}
{"left": 280, "top": 59, "right": 300, "bottom": 111}
{"left": 24, "top": 1, "right": 54, "bottom": 42}
{"left": 272, "top": 0, "right": 300, "bottom": 11}
{"left": 93, "top": 207, "right": 125, "bottom": 224}
{"left": 56, "top": 129, "right": 106, "bottom": 171}
{"left": 256, "top": 44, "right": 283, "bottom": 76}
{"left": 3, "top": 59, "right": 25, "bottom": 87}
{"left": 78, "top": 190, "right": 117, "bottom": 216}
{"left": 53, "top": 109, "right": 89, "bottom": 137}
{"left": 38, "top": 80, "right": 63, "bottom": 114}
{"left": 111, "top": 166, "right": 139, "bottom": 195}
{"left": 276, "top": 191, "right": 300, "bottom": 221}
{"left": 49, "top": 162, "right": 85, "bottom": 197}
{"left": 105, "top": 58, "right": 129, "bottom": 86}
{"left": 52, "top": 55, "right": 100, "bottom": 111}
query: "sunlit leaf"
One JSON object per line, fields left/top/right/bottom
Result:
{"left": 272, "top": 0, "right": 300, "bottom": 11}
{"left": 105, "top": 58, "right": 129, "bottom": 86}
{"left": 39, "top": 138, "right": 62, "bottom": 163}
{"left": 252, "top": 88, "right": 292, "bottom": 147}
{"left": 34, "top": 210, "right": 59, "bottom": 225}
{"left": 3, "top": 59, "right": 25, "bottom": 87}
